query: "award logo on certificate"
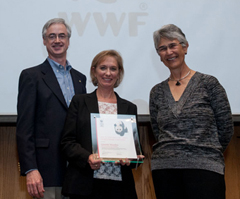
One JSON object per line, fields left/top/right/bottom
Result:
{"left": 91, "top": 113, "right": 143, "bottom": 163}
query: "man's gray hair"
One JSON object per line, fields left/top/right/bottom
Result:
{"left": 42, "top": 18, "right": 71, "bottom": 39}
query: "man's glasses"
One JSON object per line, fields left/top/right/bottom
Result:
{"left": 45, "top": 33, "right": 68, "bottom": 41}
{"left": 156, "top": 42, "right": 183, "bottom": 54}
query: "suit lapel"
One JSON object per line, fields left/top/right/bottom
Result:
{"left": 116, "top": 93, "right": 128, "bottom": 114}
{"left": 70, "top": 69, "right": 85, "bottom": 95}
{"left": 85, "top": 90, "right": 99, "bottom": 113}
{"left": 41, "top": 60, "right": 68, "bottom": 109}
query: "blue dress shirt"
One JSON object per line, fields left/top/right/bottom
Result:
{"left": 47, "top": 57, "right": 75, "bottom": 107}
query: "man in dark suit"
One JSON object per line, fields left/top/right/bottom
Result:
{"left": 16, "top": 18, "right": 86, "bottom": 199}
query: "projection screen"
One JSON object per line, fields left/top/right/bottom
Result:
{"left": 0, "top": 0, "right": 239, "bottom": 115}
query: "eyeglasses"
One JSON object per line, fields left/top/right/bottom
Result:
{"left": 45, "top": 33, "right": 68, "bottom": 41}
{"left": 156, "top": 42, "right": 183, "bottom": 54}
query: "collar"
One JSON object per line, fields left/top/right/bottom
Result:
{"left": 47, "top": 57, "right": 72, "bottom": 71}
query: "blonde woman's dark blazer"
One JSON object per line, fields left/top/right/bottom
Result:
{"left": 61, "top": 90, "right": 138, "bottom": 197}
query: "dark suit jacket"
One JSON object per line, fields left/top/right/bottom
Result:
{"left": 61, "top": 90, "right": 138, "bottom": 197}
{"left": 16, "top": 59, "right": 86, "bottom": 187}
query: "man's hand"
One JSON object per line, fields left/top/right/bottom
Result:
{"left": 26, "top": 170, "right": 45, "bottom": 198}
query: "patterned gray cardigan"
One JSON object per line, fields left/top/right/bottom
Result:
{"left": 149, "top": 72, "right": 234, "bottom": 175}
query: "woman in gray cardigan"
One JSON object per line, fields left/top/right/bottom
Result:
{"left": 149, "top": 24, "right": 233, "bottom": 199}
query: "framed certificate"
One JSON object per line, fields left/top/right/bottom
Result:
{"left": 91, "top": 113, "right": 143, "bottom": 163}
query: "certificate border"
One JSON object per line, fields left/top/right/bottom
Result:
{"left": 90, "top": 113, "right": 143, "bottom": 163}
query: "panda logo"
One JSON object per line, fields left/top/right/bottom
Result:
{"left": 114, "top": 121, "right": 128, "bottom": 136}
